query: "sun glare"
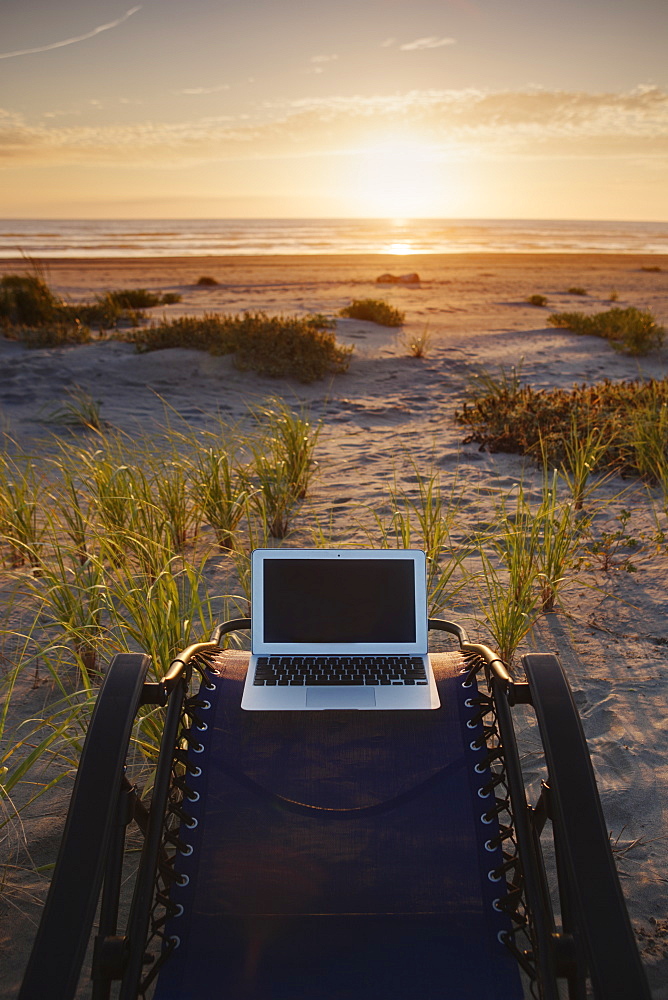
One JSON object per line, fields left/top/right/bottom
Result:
{"left": 348, "top": 135, "right": 443, "bottom": 218}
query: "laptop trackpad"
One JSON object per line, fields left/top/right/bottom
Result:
{"left": 306, "top": 688, "right": 376, "bottom": 710}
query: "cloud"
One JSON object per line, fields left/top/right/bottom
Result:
{"left": 174, "top": 84, "right": 231, "bottom": 96}
{"left": 307, "top": 54, "right": 338, "bottom": 75}
{"left": 399, "top": 37, "right": 456, "bottom": 51}
{"left": 0, "top": 6, "right": 141, "bottom": 60}
{"left": 1, "top": 86, "right": 667, "bottom": 169}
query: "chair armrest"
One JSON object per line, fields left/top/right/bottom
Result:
{"left": 19, "top": 652, "right": 151, "bottom": 1000}
{"left": 522, "top": 653, "right": 650, "bottom": 1000}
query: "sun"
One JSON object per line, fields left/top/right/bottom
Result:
{"left": 346, "top": 134, "right": 444, "bottom": 218}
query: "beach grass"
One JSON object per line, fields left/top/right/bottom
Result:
{"left": 126, "top": 311, "right": 351, "bottom": 382}
{"left": 339, "top": 298, "right": 405, "bottom": 327}
{"left": 547, "top": 306, "right": 665, "bottom": 356}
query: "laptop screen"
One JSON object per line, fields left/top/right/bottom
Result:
{"left": 263, "top": 557, "right": 416, "bottom": 644}
{"left": 251, "top": 549, "right": 429, "bottom": 655}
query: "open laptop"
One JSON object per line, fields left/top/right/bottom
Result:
{"left": 241, "top": 548, "right": 439, "bottom": 710}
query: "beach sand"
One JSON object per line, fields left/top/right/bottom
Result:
{"left": 1, "top": 252, "right": 668, "bottom": 997}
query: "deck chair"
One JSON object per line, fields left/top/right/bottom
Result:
{"left": 19, "top": 618, "right": 651, "bottom": 1000}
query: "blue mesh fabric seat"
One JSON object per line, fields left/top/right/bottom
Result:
{"left": 153, "top": 651, "right": 522, "bottom": 1000}
{"left": 19, "top": 619, "right": 651, "bottom": 1000}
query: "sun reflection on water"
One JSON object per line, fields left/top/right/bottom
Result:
{"left": 387, "top": 241, "right": 415, "bottom": 255}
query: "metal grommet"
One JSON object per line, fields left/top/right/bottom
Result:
{"left": 464, "top": 698, "right": 475, "bottom": 708}
{"left": 189, "top": 765, "right": 202, "bottom": 778}
{"left": 474, "top": 762, "right": 487, "bottom": 774}
{"left": 174, "top": 903, "right": 184, "bottom": 917}
{"left": 485, "top": 840, "right": 497, "bottom": 852}
{"left": 466, "top": 719, "right": 478, "bottom": 729}
{"left": 180, "top": 844, "right": 194, "bottom": 857}
{"left": 492, "top": 898, "right": 503, "bottom": 912}
{"left": 201, "top": 700, "right": 211, "bottom": 710}
{"left": 185, "top": 816, "right": 198, "bottom": 830}
{"left": 205, "top": 680, "right": 216, "bottom": 691}
{"left": 462, "top": 680, "right": 473, "bottom": 689}
{"left": 169, "top": 935, "right": 181, "bottom": 949}
{"left": 196, "top": 721, "right": 208, "bottom": 732}
{"left": 481, "top": 812, "right": 494, "bottom": 825}
{"left": 488, "top": 869, "right": 502, "bottom": 883}
{"left": 497, "top": 930, "right": 508, "bottom": 944}
{"left": 193, "top": 743, "right": 205, "bottom": 753}
{"left": 478, "top": 787, "right": 491, "bottom": 799}
{"left": 187, "top": 790, "right": 200, "bottom": 803}
{"left": 470, "top": 740, "right": 484, "bottom": 751}
{"left": 177, "top": 874, "right": 189, "bottom": 887}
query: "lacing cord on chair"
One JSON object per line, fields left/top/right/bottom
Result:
{"left": 460, "top": 661, "right": 531, "bottom": 969}
{"left": 138, "top": 658, "right": 218, "bottom": 992}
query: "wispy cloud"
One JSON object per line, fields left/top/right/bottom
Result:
{"left": 1, "top": 86, "right": 666, "bottom": 167}
{"left": 174, "top": 84, "right": 231, "bottom": 96}
{"left": 0, "top": 6, "right": 141, "bottom": 61}
{"left": 399, "top": 37, "right": 456, "bottom": 51}
{"left": 307, "top": 54, "right": 338, "bottom": 75}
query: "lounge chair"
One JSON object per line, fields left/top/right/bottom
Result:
{"left": 19, "top": 618, "right": 651, "bottom": 1000}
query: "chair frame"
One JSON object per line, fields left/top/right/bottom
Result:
{"left": 19, "top": 619, "right": 651, "bottom": 1000}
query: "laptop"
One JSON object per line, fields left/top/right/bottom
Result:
{"left": 241, "top": 548, "right": 440, "bottom": 710}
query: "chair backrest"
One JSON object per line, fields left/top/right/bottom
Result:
{"left": 151, "top": 650, "right": 524, "bottom": 1000}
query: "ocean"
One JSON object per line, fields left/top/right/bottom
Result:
{"left": 0, "top": 218, "right": 667, "bottom": 258}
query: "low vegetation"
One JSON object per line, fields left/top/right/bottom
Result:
{"left": 127, "top": 311, "right": 351, "bottom": 382}
{"left": 548, "top": 306, "right": 665, "bottom": 356}
{"left": 526, "top": 294, "right": 548, "bottom": 307}
{"left": 0, "top": 274, "right": 351, "bottom": 382}
{"left": 0, "top": 274, "right": 179, "bottom": 346}
{"left": 456, "top": 366, "right": 668, "bottom": 482}
{"left": 339, "top": 298, "right": 405, "bottom": 327}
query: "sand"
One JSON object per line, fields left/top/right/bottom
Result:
{"left": 1, "top": 252, "right": 667, "bottom": 997}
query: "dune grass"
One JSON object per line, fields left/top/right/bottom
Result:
{"left": 548, "top": 306, "right": 665, "bottom": 356}
{"left": 127, "top": 311, "right": 351, "bottom": 382}
{"left": 0, "top": 273, "right": 179, "bottom": 346}
{"left": 339, "top": 298, "right": 405, "bottom": 327}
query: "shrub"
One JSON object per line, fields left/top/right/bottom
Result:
{"left": 0, "top": 274, "right": 61, "bottom": 326}
{"left": 126, "top": 311, "right": 352, "bottom": 383}
{"left": 0, "top": 274, "right": 156, "bottom": 335}
{"left": 548, "top": 306, "right": 665, "bottom": 356}
{"left": 567, "top": 286, "right": 587, "bottom": 295}
{"left": 526, "top": 294, "right": 547, "bottom": 307}
{"left": 455, "top": 369, "right": 668, "bottom": 481}
{"left": 339, "top": 298, "right": 405, "bottom": 327}
{"left": 196, "top": 276, "right": 218, "bottom": 286}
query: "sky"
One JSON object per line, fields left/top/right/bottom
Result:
{"left": 1, "top": 0, "right": 667, "bottom": 220}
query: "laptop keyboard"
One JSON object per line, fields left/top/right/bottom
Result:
{"left": 253, "top": 655, "right": 428, "bottom": 687}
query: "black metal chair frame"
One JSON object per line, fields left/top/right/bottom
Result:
{"left": 19, "top": 618, "right": 651, "bottom": 1000}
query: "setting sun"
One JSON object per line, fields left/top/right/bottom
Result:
{"left": 347, "top": 135, "right": 445, "bottom": 218}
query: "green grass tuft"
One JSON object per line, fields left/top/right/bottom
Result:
{"left": 339, "top": 298, "right": 405, "bottom": 327}
{"left": 548, "top": 306, "right": 665, "bottom": 356}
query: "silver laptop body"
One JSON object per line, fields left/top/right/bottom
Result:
{"left": 241, "top": 548, "right": 440, "bottom": 710}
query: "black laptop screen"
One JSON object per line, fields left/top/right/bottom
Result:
{"left": 262, "top": 558, "right": 416, "bottom": 644}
